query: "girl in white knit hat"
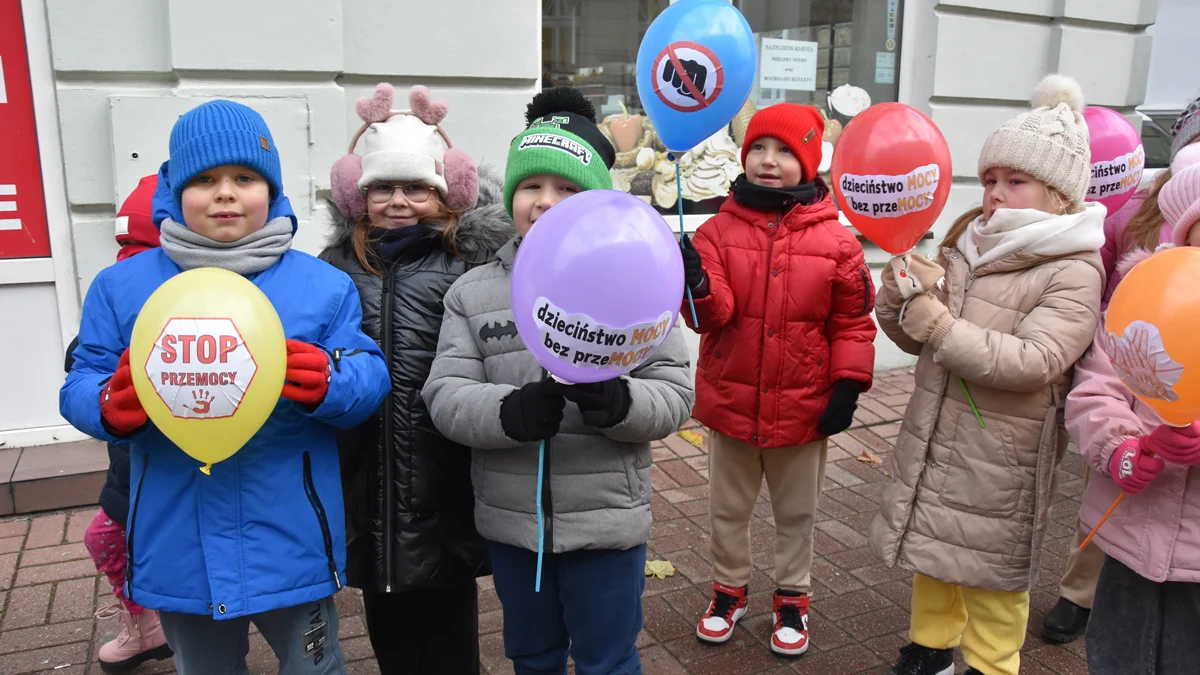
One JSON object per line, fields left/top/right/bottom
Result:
{"left": 869, "top": 74, "right": 1106, "bottom": 675}
{"left": 320, "top": 83, "right": 514, "bottom": 674}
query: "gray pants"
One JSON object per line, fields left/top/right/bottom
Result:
{"left": 160, "top": 596, "right": 346, "bottom": 675}
{"left": 1087, "top": 556, "right": 1200, "bottom": 675}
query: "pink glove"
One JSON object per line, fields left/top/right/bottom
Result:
{"left": 1109, "top": 438, "right": 1166, "bottom": 496}
{"left": 1142, "top": 422, "right": 1200, "bottom": 466}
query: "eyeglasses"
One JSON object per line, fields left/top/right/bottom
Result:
{"left": 364, "top": 183, "right": 436, "bottom": 204}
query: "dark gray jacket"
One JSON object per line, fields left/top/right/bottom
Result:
{"left": 321, "top": 166, "right": 513, "bottom": 592}
{"left": 422, "top": 238, "right": 694, "bottom": 553}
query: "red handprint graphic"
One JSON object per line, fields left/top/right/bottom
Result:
{"left": 186, "top": 389, "right": 215, "bottom": 415}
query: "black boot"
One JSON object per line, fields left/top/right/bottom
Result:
{"left": 889, "top": 642, "right": 954, "bottom": 675}
{"left": 1042, "top": 597, "right": 1090, "bottom": 643}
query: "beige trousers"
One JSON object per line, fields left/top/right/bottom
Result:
{"left": 707, "top": 430, "right": 827, "bottom": 593}
{"left": 1060, "top": 466, "right": 1105, "bottom": 609}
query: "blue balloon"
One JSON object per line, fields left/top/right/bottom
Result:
{"left": 636, "top": 0, "right": 756, "bottom": 153}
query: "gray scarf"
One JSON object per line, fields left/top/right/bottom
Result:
{"left": 160, "top": 217, "right": 294, "bottom": 275}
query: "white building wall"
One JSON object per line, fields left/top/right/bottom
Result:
{"left": 1143, "top": 0, "right": 1200, "bottom": 120}
{"left": 45, "top": 0, "right": 542, "bottom": 299}
{"left": 874, "top": 0, "right": 1159, "bottom": 370}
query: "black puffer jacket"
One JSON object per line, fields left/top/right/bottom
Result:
{"left": 320, "top": 166, "right": 513, "bottom": 593}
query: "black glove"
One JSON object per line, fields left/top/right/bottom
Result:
{"left": 681, "top": 233, "right": 708, "bottom": 296}
{"left": 561, "top": 378, "right": 631, "bottom": 428}
{"left": 500, "top": 378, "right": 567, "bottom": 442}
{"left": 817, "top": 380, "right": 861, "bottom": 437}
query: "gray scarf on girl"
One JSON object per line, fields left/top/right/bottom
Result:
{"left": 159, "top": 217, "right": 294, "bottom": 275}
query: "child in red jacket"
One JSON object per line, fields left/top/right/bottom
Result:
{"left": 681, "top": 104, "right": 877, "bottom": 656}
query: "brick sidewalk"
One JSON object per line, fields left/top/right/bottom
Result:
{"left": 0, "top": 369, "right": 1090, "bottom": 674}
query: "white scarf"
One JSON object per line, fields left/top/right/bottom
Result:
{"left": 957, "top": 203, "right": 1106, "bottom": 271}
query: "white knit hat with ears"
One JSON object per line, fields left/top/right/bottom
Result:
{"left": 330, "top": 83, "right": 479, "bottom": 218}
{"left": 978, "top": 74, "right": 1091, "bottom": 209}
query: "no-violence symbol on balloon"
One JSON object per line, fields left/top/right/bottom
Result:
{"left": 143, "top": 317, "right": 258, "bottom": 419}
{"left": 652, "top": 41, "right": 725, "bottom": 113}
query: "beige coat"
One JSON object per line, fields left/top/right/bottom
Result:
{"left": 869, "top": 243, "right": 1103, "bottom": 592}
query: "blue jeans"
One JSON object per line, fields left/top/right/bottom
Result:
{"left": 159, "top": 596, "right": 346, "bottom": 675}
{"left": 488, "top": 541, "right": 645, "bottom": 675}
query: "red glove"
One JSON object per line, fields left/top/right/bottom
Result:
{"left": 1109, "top": 437, "right": 1166, "bottom": 496}
{"left": 1142, "top": 422, "right": 1200, "bottom": 466}
{"left": 281, "top": 340, "right": 331, "bottom": 409}
{"left": 100, "top": 349, "right": 147, "bottom": 436}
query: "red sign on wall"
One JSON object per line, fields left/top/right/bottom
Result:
{"left": 0, "top": 0, "right": 51, "bottom": 259}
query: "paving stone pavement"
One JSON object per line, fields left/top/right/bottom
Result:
{"left": 0, "top": 369, "right": 1092, "bottom": 674}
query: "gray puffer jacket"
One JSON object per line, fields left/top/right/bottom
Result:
{"left": 422, "top": 238, "right": 695, "bottom": 553}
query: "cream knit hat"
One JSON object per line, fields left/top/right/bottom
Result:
{"left": 978, "top": 74, "right": 1091, "bottom": 209}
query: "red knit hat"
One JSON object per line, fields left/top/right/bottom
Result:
{"left": 740, "top": 104, "right": 825, "bottom": 183}
{"left": 115, "top": 174, "right": 161, "bottom": 261}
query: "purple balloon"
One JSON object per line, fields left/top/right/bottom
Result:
{"left": 511, "top": 190, "right": 685, "bottom": 384}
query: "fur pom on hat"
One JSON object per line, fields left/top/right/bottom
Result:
{"left": 978, "top": 74, "right": 1091, "bottom": 210}
{"left": 330, "top": 83, "right": 479, "bottom": 219}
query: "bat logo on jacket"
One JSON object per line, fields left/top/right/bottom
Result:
{"left": 479, "top": 320, "right": 519, "bottom": 342}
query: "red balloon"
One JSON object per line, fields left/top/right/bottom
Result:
{"left": 831, "top": 103, "right": 952, "bottom": 254}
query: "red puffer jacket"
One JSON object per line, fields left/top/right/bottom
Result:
{"left": 685, "top": 190, "right": 877, "bottom": 448}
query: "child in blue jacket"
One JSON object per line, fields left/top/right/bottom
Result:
{"left": 60, "top": 100, "right": 389, "bottom": 675}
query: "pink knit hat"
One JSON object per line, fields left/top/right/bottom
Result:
{"left": 1163, "top": 144, "right": 1200, "bottom": 246}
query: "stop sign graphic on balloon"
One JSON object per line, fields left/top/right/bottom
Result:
{"left": 832, "top": 103, "right": 952, "bottom": 254}
{"left": 130, "top": 267, "right": 286, "bottom": 474}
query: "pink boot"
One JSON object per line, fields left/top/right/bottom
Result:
{"left": 95, "top": 603, "right": 173, "bottom": 673}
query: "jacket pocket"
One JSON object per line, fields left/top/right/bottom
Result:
{"left": 937, "top": 413, "right": 1022, "bottom": 518}
{"left": 302, "top": 452, "right": 343, "bottom": 590}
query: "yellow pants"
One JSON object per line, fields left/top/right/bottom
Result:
{"left": 910, "top": 574, "right": 1029, "bottom": 675}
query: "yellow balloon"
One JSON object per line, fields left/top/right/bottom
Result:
{"left": 130, "top": 268, "right": 286, "bottom": 474}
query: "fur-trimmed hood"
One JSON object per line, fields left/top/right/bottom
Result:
{"left": 1114, "top": 242, "right": 1173, "bottom": 280}
{"left": 324, "top": 163, "right": 513, "bottom": 264}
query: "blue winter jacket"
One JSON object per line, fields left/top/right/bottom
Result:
{"left": 60, "top": 248, "right": 389, "bottom": 620}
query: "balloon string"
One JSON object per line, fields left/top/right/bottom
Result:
{"left": 1081, "top": 492, "right": 1124, "bottom": 549}
{"left": 674, "top": 156, "right": 699, "bottom": 328}
{"left": 535, "top": 439, "right": 545, "bottom": 592}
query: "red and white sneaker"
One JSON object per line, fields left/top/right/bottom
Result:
{"left": 771, "top": 591, "right": 810, "bottom": 656}
{"left": 696, "top": 582, "right": 748, "bottom": 643}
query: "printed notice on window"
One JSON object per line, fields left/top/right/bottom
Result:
{"left": 759, "top": 38, "right": 818, "bottom": 92}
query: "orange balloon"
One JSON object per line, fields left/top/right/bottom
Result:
{"left": 1105, "top": 246, "right": 1200, "bottom": 425}
{"left": 831, "top": 103, "right": 952, "bottom": 254}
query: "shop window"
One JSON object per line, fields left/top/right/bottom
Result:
{"left": 542, "top": 0, "right": 904, "bottom": 215}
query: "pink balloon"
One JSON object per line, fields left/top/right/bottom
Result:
{"left": 1084, "top": 106, "right": 1145, "bottom": 214}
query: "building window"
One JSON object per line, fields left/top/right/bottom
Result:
{"left": 542, "top": 0, "right": 905, "bottom": 215}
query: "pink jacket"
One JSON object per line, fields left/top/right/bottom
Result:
{"left": 1066, "top": 325, "right": 1200, "bottom": 583}
{"left": 1099, "top": 191, "right": 1171, "bottom": 306}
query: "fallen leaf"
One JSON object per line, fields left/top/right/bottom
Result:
{"left": 645, "top": 559, "right": 677, "bottom": 579}
{"left": 677, "top": 429, "right": 704, "bottom": 448}
{"left": 857, "top": 449, "right": 883, "bottom": 465}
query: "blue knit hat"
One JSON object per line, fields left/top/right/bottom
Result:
{"left": 152, "top": 100, "right": 296, "bottom": 232}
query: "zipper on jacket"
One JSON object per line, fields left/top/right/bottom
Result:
{"left": 540, "top": 368, "right": 555, "bottom": 554}
{"left": 303, "top": 451, "right": 343, "bottom": 590}
{"left": 753, "top": 223, "right": 779, "bottom": 445}
{"left": 380, "top": 261, "right": 399, "bottom": 592}
{"left": 123, "top": 454, "right": 149, "bottom": 604}
{"left": 542, "top": 435, "right": 555, "bottom": 554}
{"left": 856, "top": 265, "right": 871, "bottom": 315}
